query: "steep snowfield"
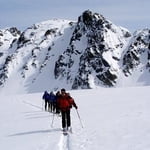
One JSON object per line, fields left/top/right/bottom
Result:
{"left": 1, "top": 86, "right": 150, "bottom": 150}
{"left": 0, "top": 28, "right": 20, "bottom": 66}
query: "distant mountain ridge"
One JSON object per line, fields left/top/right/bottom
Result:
{"left": 0, "top": 10, "right": 149, "bottom": 93}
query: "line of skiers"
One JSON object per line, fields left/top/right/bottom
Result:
{"left": 42, "top": 88, "right": 78, "bottom": 132}
{"left": 42, "top": 90, "right": 59, "bottom": 113}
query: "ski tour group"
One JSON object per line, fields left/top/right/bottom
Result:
{"left": 42, "top": 88, "right": 79, "bottom": 134}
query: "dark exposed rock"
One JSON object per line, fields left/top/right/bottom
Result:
{"left": 0, "top": 31, "right": 3, "bottom": 36}
{"left": 0, "top": 41, "right": 3, "bottom": 46}
{"left": 44, "top": 28, "right": 58, "bottom": 36}
{"left": 96, "top": 70, "right": 117, "bottom": 86}
{"left": 123, "top": 29, "right": 150, "bottom": 75}
{"left": 82, "top": 10, "right": 93, "bottom": 26}
{"left": 17, "top": 32, "right": 31, "bottom": 48}
{"left": 9, "top": 27, "right": 21, "bottom": 37}
{"left": 0, "top": 52, "right": 3, "bottom": 57}
{"left": 9, "top": 38, "right": 17, "bottom": 48}
{"left": 148, "top": 43, "right": 150, "bottom": 49}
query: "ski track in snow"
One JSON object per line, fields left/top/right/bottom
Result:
{"left": 21, "top": 97, "right": 89, "bottom": 150}
{"left": 58, "top": 134, "right": 70, "bottom": 150}
{"left": 0, "top": 93, "right": 114, "bottom": 150}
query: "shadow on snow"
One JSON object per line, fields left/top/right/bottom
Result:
{"left": 8, "top": 128, "right": 61, "bottom": 137}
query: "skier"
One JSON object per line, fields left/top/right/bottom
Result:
{"left": 42, "top": 91, "right": 50, "bottom": 111}
{"left": 55, "top": 91, "right": 61, "bottom": 114}
{"left": 58, "top": 88, "right": 78, "bottom": 132}
{"left": 49, "top": 91, "right": 57, "bottom": 113}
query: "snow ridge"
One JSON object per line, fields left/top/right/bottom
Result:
{"left": 0, "top": 10, "right": 149, "bottom": 93}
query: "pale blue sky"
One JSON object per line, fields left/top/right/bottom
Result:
{"left": 0, "top": 0, "right": 149, "bottom": 32}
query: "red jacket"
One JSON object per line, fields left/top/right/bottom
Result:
{"left": 58, "top": 94, "right": 77, "bottom": 111}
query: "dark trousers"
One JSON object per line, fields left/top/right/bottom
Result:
{"left": 56, "top": 102, "right": 60, "bottom": 114}
{"left": 45, "top": 100, "right": 49, "bottom": 111}
{"left": 61, "top": 110, "right": 71, "bottom": 129}
{"left": 53, "top": 102, "right": 57, "bottom": 113}
{"left": 49, "top": 102, "right": 53, "bottom": 112}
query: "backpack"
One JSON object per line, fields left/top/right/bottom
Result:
{"left": 58, "top": 95, "right": 72, "bottom": 111}
{"left": 49, "top": 92, "right": 56, "bottom": 102}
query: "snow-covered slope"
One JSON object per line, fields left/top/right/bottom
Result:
{"left": 0, "top": 27, "right": 21, "bottom": 68}
{"left": 1, "top": 87, "right": 150, "bottom": 150}
{"left": 0, "top": 10, "right": 149, "bottom": 94}
{"left": 0, "top": 19, "right": 75, "bottom": 93}
{"left": 118, "top": 29, "right": 150, "bottom": 87}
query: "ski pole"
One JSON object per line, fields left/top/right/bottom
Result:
{"left": 42, "top": 100, "right": 44, "bottom": 111}
{"left": 76, "top": 109, "right": 84, "bottom": 128}
{"left": 51, "top": 112, "right": 55, "bottom": 127}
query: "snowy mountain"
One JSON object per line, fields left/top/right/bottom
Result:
{"left": 0, "top": 10, "right": 149, "bottom": 94}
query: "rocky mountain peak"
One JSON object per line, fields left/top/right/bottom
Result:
{"left": 78, "top": 10, "right": 106, "bottom": 28}
{"left": 54, "top": 10, "right": 131, "bottom": 89}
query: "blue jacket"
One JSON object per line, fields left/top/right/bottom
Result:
{"left": 42, "top": 91, "right": 49, "bottom": 101}
{"left": 49, "top": 92, "right": 56, "bottom": 103}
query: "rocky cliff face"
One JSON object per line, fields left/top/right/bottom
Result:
{"left": 0, "top": 10, "right": 149, "bottom": 93}
{"left": 123, "top": 29, "right": 150, "bottom": 76}
{"left": 0, "top": 27, "right": 21, "bottom": 85}
{"left": 54, "top": 10, "right": 131, "bottom": 89}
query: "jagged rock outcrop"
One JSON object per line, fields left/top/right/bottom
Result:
{"left": 54, "top": 10, "right": 131, "bottom": 89}
{"left": 123, "top": 29, "right": 150, "bottom": 76}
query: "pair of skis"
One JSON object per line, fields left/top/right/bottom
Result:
{"left": 62, "top": 127, "right": 72, "bottom": 136}
{"left": 63, "top": 131, "right": 68, "bottom": 136}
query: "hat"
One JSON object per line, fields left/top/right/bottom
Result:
{"left": 61, "top": 88, "right": 66, "bottom": 92}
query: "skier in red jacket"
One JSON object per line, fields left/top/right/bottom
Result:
{"left": 58, "top": 88, "right": 78, "bottom": 132}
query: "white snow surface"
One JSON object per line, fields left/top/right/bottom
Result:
{"left": 1, "top": 86, "right": 150, "bottom": 150}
